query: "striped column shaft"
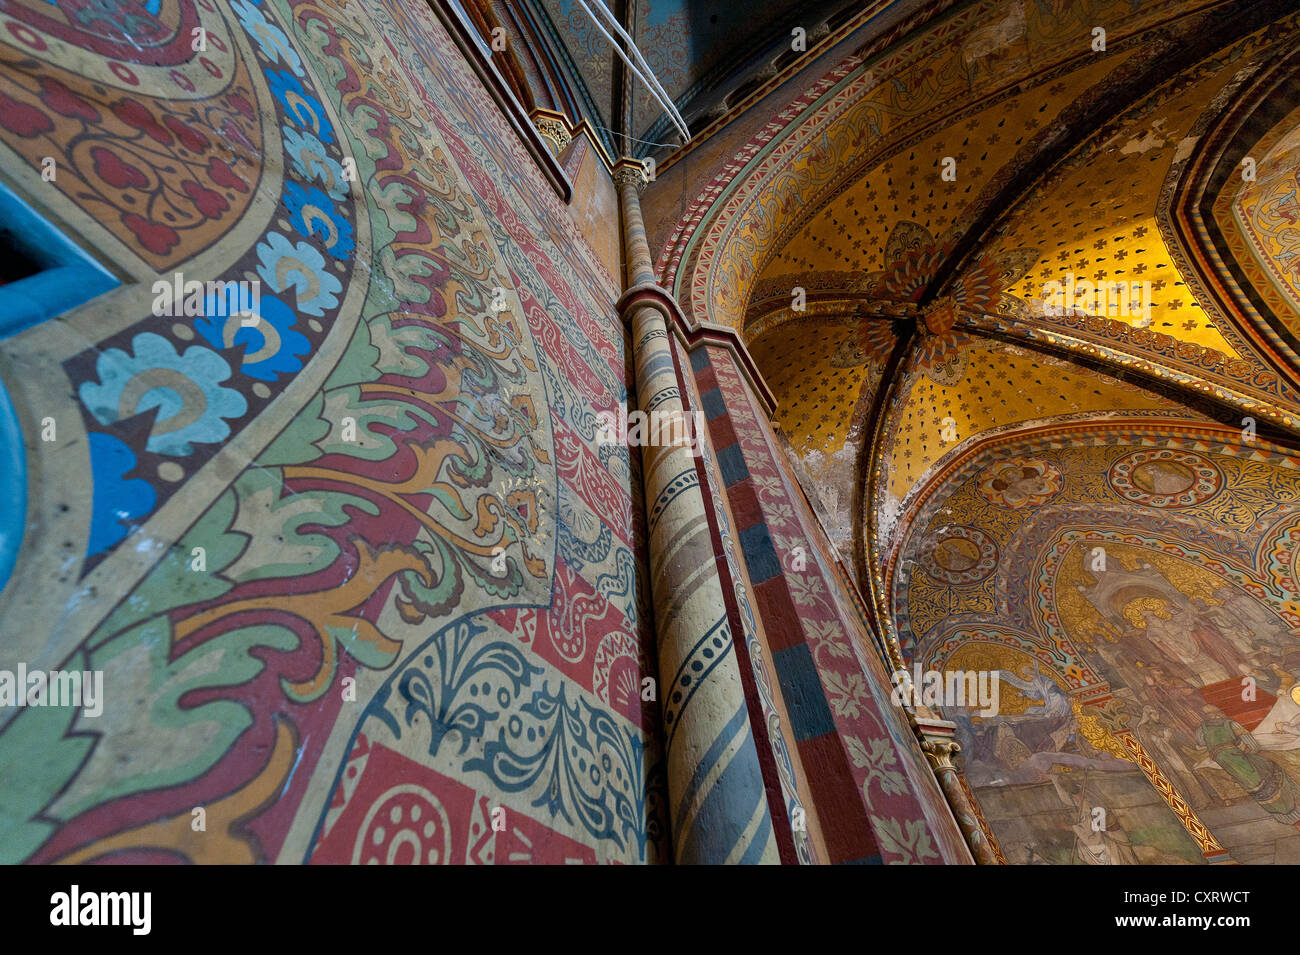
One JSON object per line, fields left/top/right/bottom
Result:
{"left": 617, "top": 169, "right": 778, "bottom": 864}
{"left": 620, "top": 170, "right": 657, "bottom": 287}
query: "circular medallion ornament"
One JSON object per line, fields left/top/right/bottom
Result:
{"left": 1108, "top": 449, "right": 1222, "bottom": 508}
{"left": 976, "top": 458, "right": 1063, "bottom": 509}
{"left": 920, "top": 525, "right": 999, "bottom": 585}
{"left": 352, "top": 784, "right": 451, "bottom": 865}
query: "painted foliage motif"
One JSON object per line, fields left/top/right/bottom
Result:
{"left": 701, "top": 347, "right": 971, "bottom": 864}
{"left": 0, "top": 0, "right": 665, "bottom": 864}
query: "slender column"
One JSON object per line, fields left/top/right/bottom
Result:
{"left": 956, "top": 768, "right": 1008, "bottom": 865}
{"left": 915, "top": 711, "right": 1001, "bottom": 865}
{"left": 618, "top": 164, "right": 657, "bottom": 288}
{"left": 614, "top": 161, "right": 779, "bottom": 864}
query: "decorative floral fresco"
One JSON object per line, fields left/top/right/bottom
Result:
{"left": 0, "top": 0, "right": 665, "bottom": 864}
{"left": 1232, "top": 119, "right": 1300, "bottom": 320}
{"left": 8, "top": 0, "right": 1300, "bottom": 870}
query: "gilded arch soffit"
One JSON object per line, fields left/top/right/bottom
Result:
{"left": 1162, "top": 45, "right": 1300, "bottom": 389}
{"left": 885, "top": 415, "right": 1300, "bottom": 668}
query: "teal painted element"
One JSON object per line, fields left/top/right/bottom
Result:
{"left": 0, "top": 178, "right": 118, "bottom": 340}
{"left": 0, "top": 373, "right": 25, "bottom": 594}
{"left": 0, "top": 178, "right": 119, "bottom": 588}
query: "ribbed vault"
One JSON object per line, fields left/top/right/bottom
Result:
{"left": 652, "top": 0, "right": 1300, "bottom": 863}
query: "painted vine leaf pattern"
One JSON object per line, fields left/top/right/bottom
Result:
{"left": 699, "top": 347, "right": 969, "bottom": 863}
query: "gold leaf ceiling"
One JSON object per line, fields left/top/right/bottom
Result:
{"left": 988, "top": 58, "right": 1250, "bottom": 357}
{"left": 767, "top": 54, "right": 1127, "bottom": 280}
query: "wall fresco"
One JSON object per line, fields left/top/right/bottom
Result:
{"left": 0, "top": 0, "right": 664, "bottom": 865}
{"left": 893, "top": 422, "right": 1300, "bottom": 863}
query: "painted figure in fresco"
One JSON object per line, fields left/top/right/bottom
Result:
{"left": 1080, "top": 562, "right": 1255, "bottom": 688}
{"left": 1130, "top": 459, "right": 1196, "bottom": 496}
{"left": 1136, "top": 600, "right": 1241, "bottom": 685}
{"left": 1072, "top": 560, "right": 1300, "bottom": 830}
{"left": 932, "top": 537, "right": 981, "bottom": 574}
{"left": 1134, "top": 675, "right": 1224, "bottom": 810}
{"left": 1135, "top": 664, "right": 1209, "bottom": 742}
{"left": 996, "top": 662, "right": 1073, "bottom": 749}
{"left": 988, "top": 464, "right": 1052, "bottom": 508}
{"left": 1212, "top": 665, "right": 1300, "bottom": 760}
{"left": 1210, "top": 585, "right": 1292, "bottom": 658}
{"left": 1195, "top": 703, "right": 1300, "bottom": 828}
{"left": 1051, "top": 770, "right": 1139, "bottom": 865}
{"left": 1190, "top": 595, "right": 1259, "bottom": 670}
{"left": 950, "top": 710, "right": 997, "bottom": 771}
{"left": 993, "top": 722, "right": 1033, "bottom": 772}
{"left": 1252, "top": 696, "right": 1300, "bottom": 751}
{"left": 955, "top": 663, "right": 1129, "bottom": 787}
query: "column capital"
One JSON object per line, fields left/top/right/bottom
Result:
{"left": 908, "top": 707, "right": 1002, "bottom": 862}
{"left": 912, "top": 708, "right": 961, "bottom": 771}
{"left": 920, "top": 738, "right": 962, "bottom": 773}
{"left": 612, "top": 158, "right": 650, "bottom": 190}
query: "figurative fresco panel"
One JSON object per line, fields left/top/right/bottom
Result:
{"left": 0, "top": 0, "right": 665, "bottom": 864}
{"left": 893, "top": 422, "right": 1300, "bottom": 864}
